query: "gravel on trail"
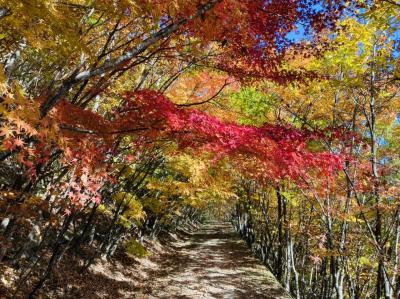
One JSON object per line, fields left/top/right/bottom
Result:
{"left": 137, "top": 222, "right": 292, "bottom": 299}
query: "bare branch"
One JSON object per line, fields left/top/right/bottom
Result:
{"left": 40, "top": 0, "right": 222, "bottom": 118}
{"left": 177, "top": 79, "right": 232, "bottom": 107}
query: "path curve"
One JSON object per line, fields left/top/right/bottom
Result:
{"left": 141, "top": 222, "right": 292, "bottom": 299}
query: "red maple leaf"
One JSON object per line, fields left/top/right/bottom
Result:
{"left": 3, "top": 137, "right": 25, "bottom": 151}
{"left": 0, "top": 127, "right": 15, "bottom": 139}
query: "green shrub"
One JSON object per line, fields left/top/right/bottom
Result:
{"left": 124, "top": 238, "right": 148, "bottom": 258}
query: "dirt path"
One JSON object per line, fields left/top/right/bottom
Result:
{"left": 2, "top": 222, "right": 291, "bottom": 298}
{"left": 140, "top": 222, "right": 291, "bottom": 299}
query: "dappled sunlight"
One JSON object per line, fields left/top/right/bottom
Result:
{"left": 0, "top": 1, "right": 399, "bottom": 298}
{"left": 139, "top": 222, "right": 290, "bottom": 299}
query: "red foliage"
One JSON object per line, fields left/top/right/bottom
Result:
{"left": 183, "top": 0, "right": 344, "bottom": 82}
{"left": 3, "top": 87, "right": 344, "bottom": 211}
{"left": 55, "top": 90, "right": 343, "bottom": 183}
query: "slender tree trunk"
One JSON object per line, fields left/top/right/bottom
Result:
{"left": 28, "top": 213, "right": 74, "bottom": 298}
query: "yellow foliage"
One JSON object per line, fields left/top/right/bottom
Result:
{"left": 112, "top": 192, "right": 145, "bottom": 221}
{"left": 124, "top": 238, "right": 148, "bottom": 258}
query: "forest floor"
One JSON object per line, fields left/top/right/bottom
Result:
{"left": 1, "top": 222, "right": 291, "bottom": 298}
{"left": 134, "top": 222, "right": 291, "bottom": 299}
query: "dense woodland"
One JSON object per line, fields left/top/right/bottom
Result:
{"left": 0, "top": 0, "right": 399, "bottom": 298}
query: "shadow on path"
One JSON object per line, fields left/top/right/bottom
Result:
{"left": 10, "top": 222, "right": 292, "bottom": 298}
{"left": 142, "top": 222, "right": 291, "bottom": 299}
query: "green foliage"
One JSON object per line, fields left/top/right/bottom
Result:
{"left": 124, "top": 238, "right": 148, "bottom": 258}
{"left": 229, "top": 87, "right": 276, "bottom": 126}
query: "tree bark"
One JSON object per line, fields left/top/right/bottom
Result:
{"left": 39, "top": 0, "right": 221, "bottom": 117}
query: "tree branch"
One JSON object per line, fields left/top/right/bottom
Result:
{"left": 40, "top": 0, "right": 222, "bottom": 118}
{"left": 380, "top": 0, "right": 400, "bottom": 8}
{"left": 59, "top": 124, "right": 149, "bottom": 135}
{"left": 177, "top": 79, "right": 232, "bottom": 107}
{"left": 0, "top": 8, "right": 11, "bottom": 20}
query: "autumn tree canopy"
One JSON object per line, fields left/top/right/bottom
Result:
{"left": 0, "top": 0, "right": 399, "bottom": 298}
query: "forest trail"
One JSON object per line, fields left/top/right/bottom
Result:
{"left": 137, "top": 222, "right": 291, "bottom": 298}
{"left": 4, "top": 222, "right": 292, "bottom": 298}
